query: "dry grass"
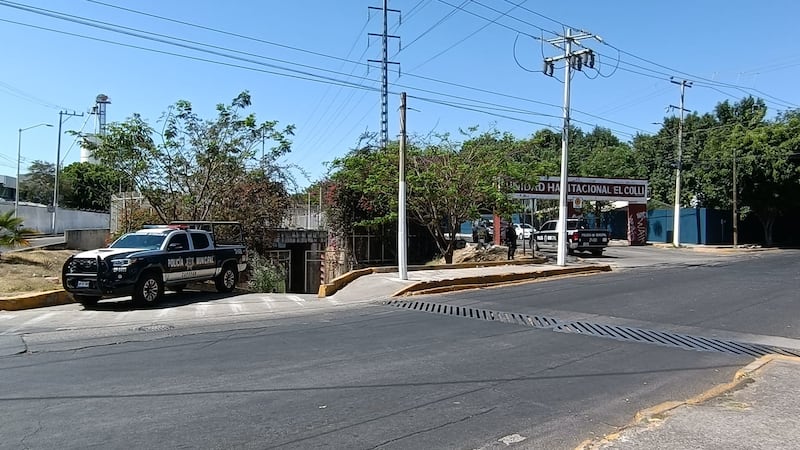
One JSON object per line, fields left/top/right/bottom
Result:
{"left": 0, "top": 250, "right": 77, "bottom": 297}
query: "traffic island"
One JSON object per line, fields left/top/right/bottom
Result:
{"left": 393, "top": 265, "right": 612, "bottom": 297}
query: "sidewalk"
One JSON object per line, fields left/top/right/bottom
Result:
{"left": 578, "top": 355, "right": 800, "bottom": 449}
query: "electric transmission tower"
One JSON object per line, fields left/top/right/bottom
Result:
{"left": 368, "top": 0, "right": 400, "bottom": 149}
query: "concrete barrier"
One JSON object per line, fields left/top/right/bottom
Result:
{"left": 65, "top": 228, "right": 110, "bottom": 250}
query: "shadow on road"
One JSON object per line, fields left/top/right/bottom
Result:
{"left": 83, "top": 289, "right": 246, "bottom": 311}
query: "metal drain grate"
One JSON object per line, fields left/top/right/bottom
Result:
{"left": 552, "top": 322, "right": 800, "bottom": 358}
{"left": 383, "top": 300, "right": 559, "bottom": 328}
{"left": 383, "top": 300, "right": 800, "bottom": 358}
{"left": 135, "top": 324, "right": 175, "bottom": 333}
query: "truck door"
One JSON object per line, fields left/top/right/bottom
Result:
{"left": 189, "top": 231, "right": 217, "bottom": 279}
{"left": 164, "top": 232, "right": 191, "bottom": 281}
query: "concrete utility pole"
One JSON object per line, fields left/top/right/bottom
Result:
{"left": 52, "top": 110, "right": 84, "bottom": 234}
{"left": 733, "top": 146, "right": 738, "bottom": 247}
{"left": 368, "top": 0, "right": 400, "bottom": 149}
{"left": 398, "top": 92, "right": 408, "bottom": 280}
{"left": 670, "top": 78, "right": 692, "bottom": 248}
{"left": 543, "top": 29, "right": 600, "bottom": 266}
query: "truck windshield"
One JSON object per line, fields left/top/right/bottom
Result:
{"left": 110, "top": 234, "right": 166, "bottom": 250}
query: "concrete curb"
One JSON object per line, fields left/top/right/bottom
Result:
{"left": 0, "top": 289, "right": 74, "bottom": 311}
{"left": 392, "top": 265, "right": 612, "bottom": 297}
{"left": 574, "top": 354, "right": 800, "bottom": 449}
{"left": 317, "top": 258, "right": 547, "bottom": 298}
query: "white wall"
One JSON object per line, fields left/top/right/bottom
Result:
{"left": 0, "top": 201, "right": 109, "bottom": 234}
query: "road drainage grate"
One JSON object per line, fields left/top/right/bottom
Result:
{"left": 383, "top": 300, "right": 558, "bottom": 328}
{"left": 382, "top": 300, "right": 800, "bottom": 358}
{"left": 553, "top": 322, "right": 800, "bottom": 358}
{"left": 135, "top": 324, "right": 175, "bottom": 333}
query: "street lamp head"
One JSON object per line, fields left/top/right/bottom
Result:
{"left": 20, "top": 123, "right": 54, "bottom": 132}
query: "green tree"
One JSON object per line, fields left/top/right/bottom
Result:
{"left": 18, "top": 160, "right": 54, "bottom": 205}
{"left": 327, "top": 131, "right": 520, "bottom": 264}
{"left": 60, "top": 162, "right": 126, "bottom": 211}
{"left": 87, "top": 91, "right": 295, "bottom": 232}
{"left": 697, "top": 103, "right": 800, "bottom": 245}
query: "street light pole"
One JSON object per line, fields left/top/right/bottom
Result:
{"left": 15, "top": 123, "right": 53, "bottom": 217}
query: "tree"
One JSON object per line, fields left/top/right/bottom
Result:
{"left": 18, "top": 160, "right": 54, "bottom": 205}
{"left": 87, "top": 91, "right": 295, "bottom": 233}
{"left": 60, "top": 162, "right": 126, "bottom": 211}
{"left": 697, "top": 102, "right": 800, "bottom": 245}
{"left": 327, "top": 131, "right": 521, "bottom": 264}
{"left": 0, "top": 210, "right": 35, "bottom": 250}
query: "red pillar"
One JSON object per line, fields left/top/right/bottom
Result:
{"left": 627, "top": 204, "right": 648, "bottom": 245}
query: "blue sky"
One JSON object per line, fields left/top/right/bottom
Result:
{"left": 1, "top": 0, "right": 799, "bottom": 191}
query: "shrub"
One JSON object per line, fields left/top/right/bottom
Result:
{"left": 247, "top": 252, "right": 286, "bottom": 293}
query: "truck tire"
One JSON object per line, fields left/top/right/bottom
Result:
{"left": 74, "top": 295, "right": 101, "bottom": 307}
{"left": 134, "top": 271, "right": 163, "bottom": 306}
{"left": 215, "top": 264, "right": 238, "bottom": 293}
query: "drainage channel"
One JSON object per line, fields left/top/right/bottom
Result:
{"left": 383, "top": 299, "right": 559, "bottom": 329}
{"left": 383, "top": 300, "right": 800, "bottom": 358}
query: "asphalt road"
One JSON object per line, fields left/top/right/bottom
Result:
{"left": 0, "top": 248, "right": 796, "bottom": 449}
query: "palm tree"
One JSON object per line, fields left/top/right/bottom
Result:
{"left": 0, "top": 210, "right": 35, "bottom": 249}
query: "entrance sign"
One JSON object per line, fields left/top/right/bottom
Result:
{"left": 509, "top": 176, "right": 648, "bottom": 204}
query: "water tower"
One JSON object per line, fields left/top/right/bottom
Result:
{"left": 80, "top": 94, "right": 111, "bottom": 164}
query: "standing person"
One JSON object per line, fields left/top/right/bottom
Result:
{"left": 505, "top": 222, "right": 517, "bottom": 260}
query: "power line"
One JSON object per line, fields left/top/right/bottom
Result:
{"left": 408, "top": 0, "right": 528, "bottom": 72}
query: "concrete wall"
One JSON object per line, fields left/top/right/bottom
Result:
{"left": 65, "top": 228, "right": 110, "bottom": 250}
{"left": 0, "top": 202, "right": 109, "bottom": 234}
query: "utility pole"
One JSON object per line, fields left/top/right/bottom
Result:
{"left": 52, "top": 110, "right": 84, "bottom": 234}
{"left": 368, "top": 0, "right": 400, "bottom": 149}
{"left": 733, "top": 146, "right": 738, "bottom": 247}
{"left": 669, "top": 78, "right": 692, "bottom": 248}
{"left": 398, "top": 92, "right": 408, "bottom": 280}
{"left": 543, "top": 28, "right": 600, "bottom": 266}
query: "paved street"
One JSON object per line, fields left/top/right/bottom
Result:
{"left": 0, "top": 247, "right": 797, "bottom": 449}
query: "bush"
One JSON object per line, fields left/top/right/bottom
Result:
{"left": 247, "top": 252, "right": 286, "bottom": 293}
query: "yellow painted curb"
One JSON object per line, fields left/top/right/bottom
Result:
{"left": 0, "top": 289, "right": 75, "bottom": 311}
{"left": 393, "top": 265, "right": 612, "bottom": 297}
{"left": 575, "top": 354, "right": 800, "bottom": 450}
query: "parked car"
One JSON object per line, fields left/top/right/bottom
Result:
{"left": 62, "top": 221, "right": 248, "bottom": 307}
{"left": 513, "top": 223, "right": 534, "bottom": 240}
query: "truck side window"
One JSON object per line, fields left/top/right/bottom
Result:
{"left": 190, "top": 232, "right": 210, "bottom": 250}
{"left": 167, "top": 233, "right": 189, "bottom": 251}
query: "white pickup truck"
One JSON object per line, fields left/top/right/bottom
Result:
{"left": 532, "top": 219, "right": 609, "bottom": 256}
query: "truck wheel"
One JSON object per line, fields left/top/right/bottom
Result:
{"left": 74, "top": 295, "right": 101, "bottom": 307}
{"left": 590, "top": 249, "right": 603, "bottom": 256}
{"left": 215, "top": 264, "right": 238, "bottom": 293}
{"left": 134, "top": 271, "right": 163, "bottom": 306}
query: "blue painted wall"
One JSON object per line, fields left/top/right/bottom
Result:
{"left": 648, "top": 208, "right": 737, "bottom": 244}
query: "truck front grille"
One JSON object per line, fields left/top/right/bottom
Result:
{"left": 66, "top": 258, "right": 106, "bottom": 274}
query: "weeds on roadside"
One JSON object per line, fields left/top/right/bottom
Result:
{"left": 247, "top": 252, "right": 286, "bottom": 293}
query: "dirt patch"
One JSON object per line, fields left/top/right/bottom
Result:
{"left": 430, "top": 244, "right": 538, "bottom": 265}
{"left": 0, "top": 250, "right": 76, "bottom": 297}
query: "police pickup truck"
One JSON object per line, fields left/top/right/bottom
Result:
{"left": 532, "top": 218, "right": 609, "bottom": 256}
{"left": 62, "top": 221, "right": 248, "bottom": 307}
